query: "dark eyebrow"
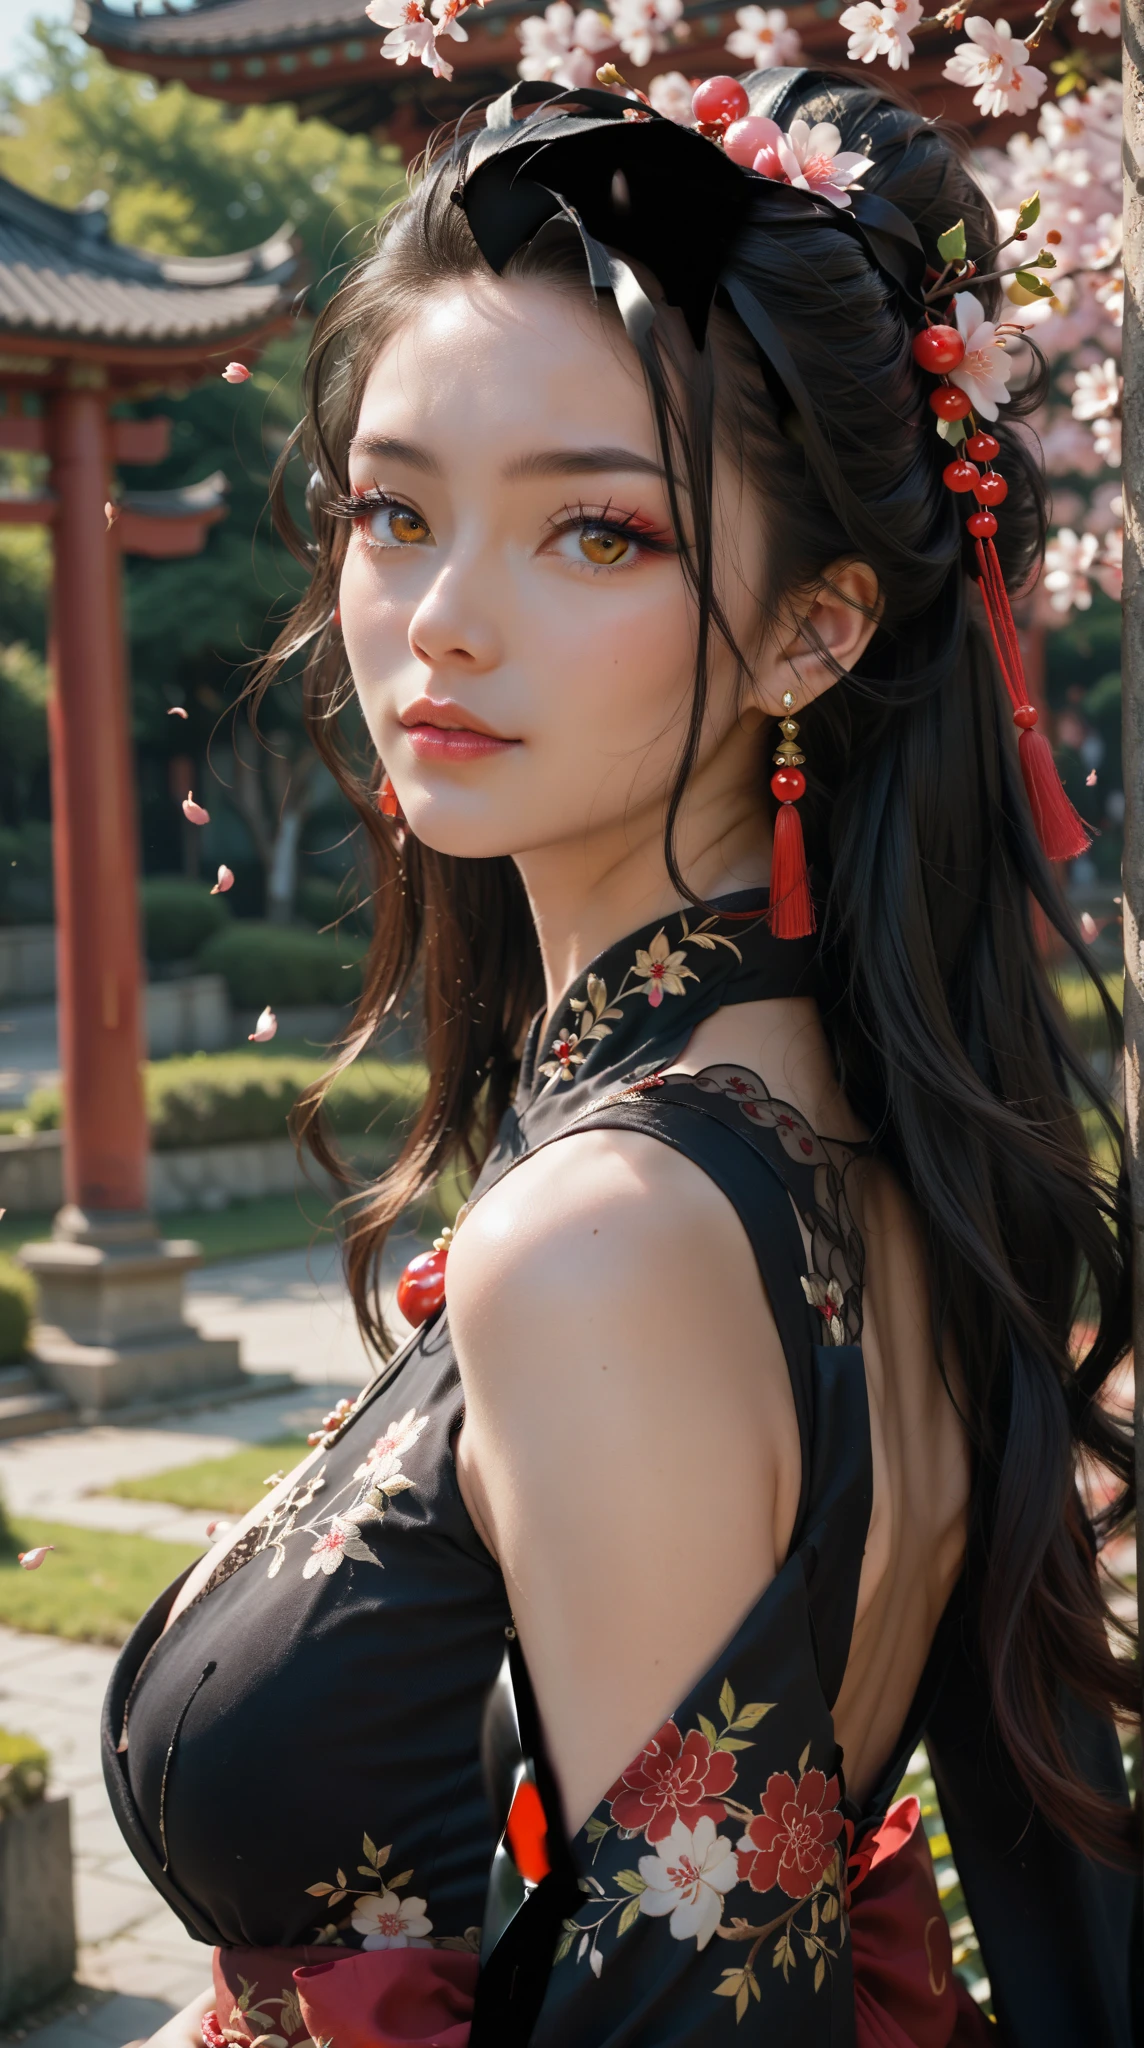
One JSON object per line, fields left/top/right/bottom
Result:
{"left": 348, "top": 436, "right": 440, "bottom": 473}
{"left": 503, "top": 445, "right": 666, "bottom": 482}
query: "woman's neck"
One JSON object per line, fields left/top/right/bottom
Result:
{"left": 515, "top": 788, "right": 774, "bottom": 1015}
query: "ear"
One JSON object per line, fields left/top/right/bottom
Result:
{"left": 759, "top": 560, "right": 881, "bottom": 714}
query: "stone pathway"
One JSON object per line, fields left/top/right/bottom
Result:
{"left": 0, "top": 1240, "right": 424, "bottom": 2048}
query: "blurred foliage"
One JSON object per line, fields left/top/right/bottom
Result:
{"left": 0, "top": 21, "right": 401, "bottom": 911}
{"left": 0, "top": 642, "right": 48, "bottom": 825}
{"left": 14, "top": 1050, "right": 425, "bottom": 1151}
{"left": 1045, "top": 593, "right": 1124, "bottom": 886}
{"left": 0, "top": 1725, "right": 50, "bottom": 1818}
{"left": 140, "top": 872, "right": 231, "bottom": 964}
{"left": 0, "top": 818, "right": 53, "bottom": 922}
{"left": 0, "top": 1254, "right": 37, "bottom": 1365}
{"left": 196, "top": 920, "right": 368, "bottom": 1007}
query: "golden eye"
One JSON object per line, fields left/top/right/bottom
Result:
{"left": 389, "top": 509, "right": 430, "bottom": 544}
{"left": 579, "top": 527, "right": 631, "bottom": 566}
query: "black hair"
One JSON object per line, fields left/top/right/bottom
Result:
{"left": 254, "top": 65, "right": 1136, "bottom": 1865}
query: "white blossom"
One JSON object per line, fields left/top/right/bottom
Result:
{"left": 1043, "top": 528, "right": 1098, "bottom": 614}
{"left": 725, "top": 6, "right": 802, "bottom": 67}
{"left": 775, "top": 118, "right": 874, "bottom": 209}
{"left": 1071, "top": 356, "right": 1121, "bottom": 422}
{"left": 610, "top": 0, "right": 685, "bottom": 66}
{"left": 647, "top": 71, "right": 695, "bottom": 122}
{"left": 1071, "top": 0, "right": 1119, "bottom": 33}
{"left": 517, "top": 2, "right": 615, "bottom": 83}
{"left": 947, "top": 292, "right": 1014, "bottom": 420}
{"left": 838, "top": 0, "right": 922, "bottom": 71}
{"left": 1092, "top": 414, "right": 1121, "bottom": 466}
{"left": 943, "top": 18, "right": 1046, "bottom": 120}
{"left": 1093, "top": 525, "right": 1122, "bottom": 601}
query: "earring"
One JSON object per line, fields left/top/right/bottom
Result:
{"left": 377, "top": 773, "right": 403, "bottom": 823}
{"left": 768, "top": 689, "right": 815, "bottom": 940}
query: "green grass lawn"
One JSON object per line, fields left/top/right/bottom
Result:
{"left": 0, "top": 1517, "right": 201, "bottom": 1645}
{"left": 107, "top": 1437, "right": 309, "bottom": 1516}
{"left": 0, "top": 1193, "right": 337, "bottom": 1265}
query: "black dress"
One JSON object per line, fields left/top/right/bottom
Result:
{"left": 103, "top": 894, "right": 1140, "bottom": 2047}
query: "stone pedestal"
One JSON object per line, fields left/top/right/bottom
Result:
{"left": 19, "top": 1205, "right": 243, "bottom": 1418}
{"left": 0, "top": 1797, "right": 76, "bottom": 2025}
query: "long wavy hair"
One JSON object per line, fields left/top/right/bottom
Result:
{"left": 252, "top": 68, "right": 1137, "bottom": 1863}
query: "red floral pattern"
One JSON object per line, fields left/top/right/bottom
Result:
{"left": 737, "top": 1767, "right": 844, "bottom": 1899}
{"left": 607, "top": 1719, "right": 738, "bottom": 1844}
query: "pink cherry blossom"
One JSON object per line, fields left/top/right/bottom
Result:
{"left": 104, "top": 500, "right": 119, "bottom": 529}
{"left": 839, "top": 0, "right": 921, "bottom": 72}
{"left": 366, "top": 0, "right": 439, "bottom": 70}
{"left": 211, "top": 864, "right": 235, "bottom": 895}
{"left": 517, "top": 2, "right": 615, "bottom": 85}
{"left": 943, "top": 19, "right": 1046, "bottom": 120}
{"left": 724, "top": 6, "right": 802, "bottom": 68}
{"left": 1071, "top": 0, "right": 1119, "bottom": 31}
{"left": 221, "top": 363, "right": 251, "bottom": 384}
{"left": 647, "top": 71, "right": 695, "bottom": 122}
{"left": 182, "top": 791, "right": 210, "bottom": 825}
{"left": 1092, "top": 414, "right": 1121, "bottom": 466}
{"left": 775, "top": 119, "right": 874, "bottom": 210}
{"left": 1071, "top": 356, "right": 1120, "bottom": 422}
{"left": 1043, "top": 528, "right": 1098, "bottom": 615}
{"left": 1093, "top": 525, "right": 1122, "bottom": 601}
{"left": 947, "top": 292, "right": 1014, "bottom": 421}
{"left": 610, "top": 0, "right": 685, "bottom": 68}
{"left": 167, "top": 705, "right": 188, "bottom": 719}
{"left": 248, "top": 1005, "right": 278, "bottom": 1043}
{"left": 17, "top": 1547, "right": 55, "bottom": 1570}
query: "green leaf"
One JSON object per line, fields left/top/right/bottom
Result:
{"left": 697, "top": 1714, "right": 720, "bottom": 1749}
{"left": 715, "top": 1736, "right": 755, "bottom": 1752}
{"left": 614, "top": 1869, "right": 646, "bottom": 1895}
{"left": 362, "top": 1833, "right": 378, "bottom": 1865}
{"left": 730, "top": 1702, "right": 774, "bottom": 1731}
{"left": 617, "top": 1896, "right": 643, "bottom": 1937}
{"left": 305, "top": 1883, "right": 333, "bottom": 1897}
{"left": 554, "top": 1930, "right": 575, "bottom": 1963}
{"left": 814, "top": 1955, "right": 825, "bottom": 1993}
{"left": 1031, "top": 247, "right": 1057, "bottom": 268}
{"left": 1014, "top": 269, "right": 1055, "bottom": 299}
{"left": 1015, "top": 189, "right": 1041, "bottom": 231}
{"left": 936, "top": 416, "right": 967, "bottom": 445}
{"left": 936, "top": 218, "right": 966, "bottom": 264}
{"left": 585, "top": 1817, "right": 611, "bottom": 1843}
{"left": 388, "top": 1869, "right": 413, "bottom": 1889}
{"left": 718, "top": 1679, "right": 737, "bottom": 1724}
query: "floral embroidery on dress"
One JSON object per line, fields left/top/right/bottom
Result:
{"left": 800, "top": 1274, "right": 846, "bottom": 1346}
{"left": 208, "top": 1973, "right": 318, "bottom": 2048}
{"left": 304, "top": 1830, "right": 480, "bottom": 1956}
{"left": 538, "top": 914, "right": 742, "bottom": 1087}
{"left": 190, "top": 1409, "right": 431, "bottom": 1604}
{"left": 557, "top": 1683, "right": 847, "bottom": 2018}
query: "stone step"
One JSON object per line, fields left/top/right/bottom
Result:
{"left": 0, "top": 1385, "right": 75, "bottom": 1440}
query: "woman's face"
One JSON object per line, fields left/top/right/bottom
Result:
{"left": 340, "top": 276, "right": 775, "bottom": 876}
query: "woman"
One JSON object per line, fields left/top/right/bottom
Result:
{"left": 104, "top": 63, "right": 1140, "bottom": 2048}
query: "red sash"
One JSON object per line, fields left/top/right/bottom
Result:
{"left": 203, "top": 1799, "right": 991, "bottom": 2048}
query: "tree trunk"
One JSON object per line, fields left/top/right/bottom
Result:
{"left": 266, "top": 804, "right": 305, "bottom": 926}
{"left": 1120, "top": 0, "right": 1144, "bottom": 1913}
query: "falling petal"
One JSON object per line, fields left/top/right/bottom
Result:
{"left": 1086, "top": 769, "right": 1098, "bottom": 786}
{"left": 1080, "top": 911, "right": 1099, "bottom": 942}
{"left": 104, "top": 501, "right": 120, "bottom": 529}
{"left": 17, "top": 1546, "right": 55, "bottom": 1571}
{"left": 182, "top": 791, "right": 210, "bottom": 826}
{"left": 222, "top": 362, "right": 252, "bottom": 384}
{"left": 205, "top": 1519, "right": 233, "bottom": 1539}
{"left": 248, "top": 1005, "right": 278, "bottom": 1043}
{"left": 211, "top": 864, "right": 235, "bottom": 895}
{"left": 168, "top": 705, "right": 189, "bottom": 720}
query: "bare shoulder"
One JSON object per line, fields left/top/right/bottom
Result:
{"left": 447, "top": 1126, "right": 802, "bottom": 1829}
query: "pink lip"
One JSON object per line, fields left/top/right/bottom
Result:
{"left": 403, "top": 724, "right": 517, "bottom": 761}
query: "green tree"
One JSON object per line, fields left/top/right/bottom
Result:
{"left": 0, "top": 21, "right": 401, "bottom": 918}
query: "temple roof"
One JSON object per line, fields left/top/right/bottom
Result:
{"left": 0, "top": 174, "right": 301, "bottom": 356}
{"left": 78, "top": 0, "right": 368, "bottom": 56}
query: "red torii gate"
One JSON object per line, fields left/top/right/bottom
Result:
{"left": 0, "top": 172, "right": 301, "bottom": 1420}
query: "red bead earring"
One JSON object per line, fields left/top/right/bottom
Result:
{"left": 377, "top": 773, "right": 403, "bottom": 822}
{"left": 768, "top": 690, "right": 815, "bottom": 940}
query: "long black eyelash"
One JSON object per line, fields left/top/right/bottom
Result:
{"left": 327, "top": 489, "right": 403, "bottom": 523}
{"left": 550, "top": 500, "right": 676, "bottom": 554}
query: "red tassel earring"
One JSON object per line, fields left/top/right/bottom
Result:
{"left": 768, "top": 690, "right": 815, "bottom": 940}
{"left": 377, "top": 773, "right": 403, "bottom": 823}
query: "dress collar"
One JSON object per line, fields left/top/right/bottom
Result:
{"left": 510, "top": 890, "right": 821, "bottom": 1128}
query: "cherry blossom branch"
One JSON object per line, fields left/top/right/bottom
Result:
{"left": 1024, "top": 0, "right": 1069, "bottom": 49}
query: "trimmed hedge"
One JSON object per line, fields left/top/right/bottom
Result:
{"left": 197, "top": 922, "right": 368, "bottom": 1007}
{"left": 141, "top": 875, "right": 230, "bottom": 965}
{"left": 0, "top": 1256, "right": 35, "bottom": 1365}
{"left": 0, "top": 1726, "right": 49, "bottom": 1818}
{"left": 19, "top": 1054, "right": 425, "bottom": 1153}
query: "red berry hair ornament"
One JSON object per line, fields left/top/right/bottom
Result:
{"left": 768, "top": 690, "right": 815, "bottom": 939}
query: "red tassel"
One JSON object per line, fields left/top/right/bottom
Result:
{"left": 768, "top": 800, "right": 816, "bottom": 939}
{"left": 1017, "top": 725, "right": 1091, "bottom": 862}
{"left": 973, "top": 536, "right": 1090, "bottom": 863}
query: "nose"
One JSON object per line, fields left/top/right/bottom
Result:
{"left": 408, "top": 558, "right": 502, "bottom": 676}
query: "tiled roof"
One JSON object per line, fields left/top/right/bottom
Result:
{"left": 0, "top": 176, "right": 301, "bottom": 348}
{"left": 78, "top": 0, "right": 376, "bottom": 57}
{"left": 121, "top": 471, "right": 230, "bottom": 516}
